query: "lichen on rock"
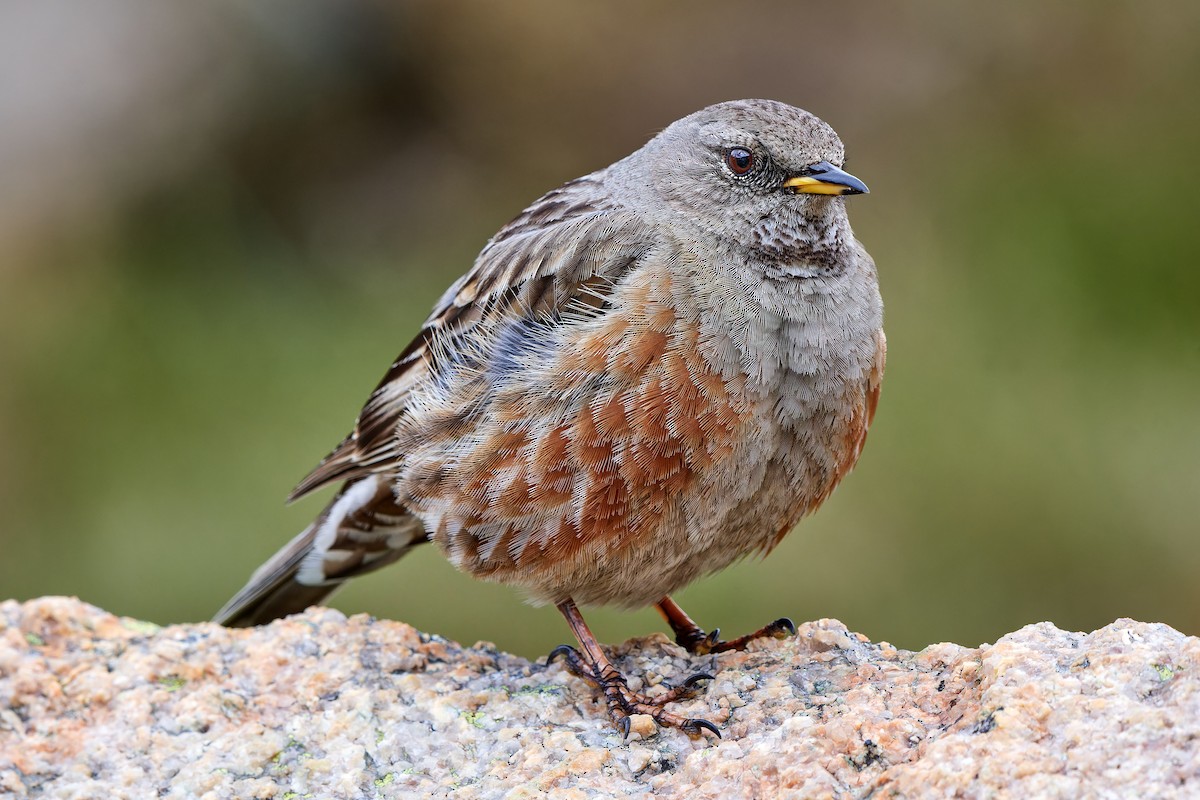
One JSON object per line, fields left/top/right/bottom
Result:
{"left": 1, "top": 597, "right": 1197, "bottom": 798}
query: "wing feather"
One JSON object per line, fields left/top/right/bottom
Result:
{"left": 289, "top": 170, "right": 649, "bottom": 502}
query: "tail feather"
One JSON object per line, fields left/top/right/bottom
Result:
{"left": 214, "top": 474, "right": 426, "bottom": 627}
{"left": 213, "top": 521, "right": 335, "bottom": 627}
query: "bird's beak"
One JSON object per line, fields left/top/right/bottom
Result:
{"left": 782, "top": 161, "right": 869, "bottom": 196}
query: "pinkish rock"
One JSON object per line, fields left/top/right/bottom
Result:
{"left": 1, "top": 597, "right": 1197, "bottom": 798}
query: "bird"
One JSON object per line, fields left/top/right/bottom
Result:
{"left": 215, "top": 99, "right": 884, "bottom": 738}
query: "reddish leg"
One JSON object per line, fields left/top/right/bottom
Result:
{"left": 547, "top": 598, "right": 719, "bottom": 738}
{"left": 656, "top": 596, "right": 796, "bottom": 655}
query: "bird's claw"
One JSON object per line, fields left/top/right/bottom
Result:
{"left": 552, "top": 648, "right": 719, "bottom": 738}
{"left": 617, "top": 714, "right": 632, "bottom": 740}
{"left": 546, "top": 644, "right": 596, "bottom": 683}
{"left": 684, "top": 616, "right": 799, "bottom": 654}
{"left": 682, "top": 717, "right": 722, "bottom": 738}
{"left": 546, "top": 644, "right": 576, "bottom": 664}
{"left": 768, "top": 617, "right": 797, "bottom": 639}
{"left": 681, "top": 672, "right": 715, "bottom": 689}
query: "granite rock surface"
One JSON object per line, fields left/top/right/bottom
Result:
{"left": 1, "top": 597, "right": 1197, "bottom": 798}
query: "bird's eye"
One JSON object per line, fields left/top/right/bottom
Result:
{"left": 725, "top": 147, "right": 754, "bottom": 176}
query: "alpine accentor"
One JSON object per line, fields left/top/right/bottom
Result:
{"left": 215, "top": 99, "right": 884, "bottom": 737}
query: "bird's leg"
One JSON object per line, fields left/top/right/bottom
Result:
{"left": 547, "top": 598, "right": 719, "bottom": 738}
{"left": 656, "top": 596, "right": 796, "bottom": 656}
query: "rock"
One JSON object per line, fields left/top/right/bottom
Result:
{"left": 1, "top": 597, "right": 1197, "bottom": 798}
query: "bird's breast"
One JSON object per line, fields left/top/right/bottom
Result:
{"left": 396, "top": 249, "right": 882, "bottom": 605}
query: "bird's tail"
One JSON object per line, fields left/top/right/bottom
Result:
{"left": 213, "top": 474, "right": 427, "bottom": 627}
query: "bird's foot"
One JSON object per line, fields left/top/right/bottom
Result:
{"left": 547, "top": 645, "right": 720, "bottom": 739}
{"left": 672, "top": 616, "right": 797, "bottom": 656}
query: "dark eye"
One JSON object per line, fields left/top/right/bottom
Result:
{"left": 725, "top": 147, "right": 754, "bottom": 176}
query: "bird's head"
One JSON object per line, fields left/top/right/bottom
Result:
{"left": 618, "top": 99, "right": 868, "bottom": 276}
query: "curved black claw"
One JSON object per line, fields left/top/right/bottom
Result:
{"left": 681, "top": 672, "right": 716, "bottom": 689}
{"left": 771, "top": 618, "right": 798, "bottom": 638}
{"left": 546, "top": 644, "right": 577, "bottom": 665}
{"left": 682, "top": 718, "right": 722, "bottom": 738}
{"left": 546, "top": 644, "right": 594, "bottom": 682}
{"left": 617, "top": 714, "right": 632, "bottom": 740}
{"left": 648, "top": 671, "right": 717, "bottom": 704}
{"left": 695, "top": 617, "right": 800, "bottom": 654}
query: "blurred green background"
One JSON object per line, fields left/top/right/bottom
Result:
{"left": 2, "top": 2, "right": 1198, "bottom": 659}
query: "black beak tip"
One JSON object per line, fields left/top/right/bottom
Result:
{"left": 798, "top": 161, "right": 870, "bottom": 196}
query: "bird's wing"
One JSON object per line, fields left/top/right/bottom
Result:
{"left": 216, "top": 172, "right": 654, "bottom": 626}
{"left": 866, "top": 328, "right": 886, "bottom": 426}
{"left": 288, "top": 171, "right": 649, "bottom": 502}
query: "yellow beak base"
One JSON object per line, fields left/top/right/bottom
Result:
{"left": 782, "top": 176, "right": 859, "bottom": 195}
{"left": 781, "top": 162, "right": 869, "bottom": 196}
